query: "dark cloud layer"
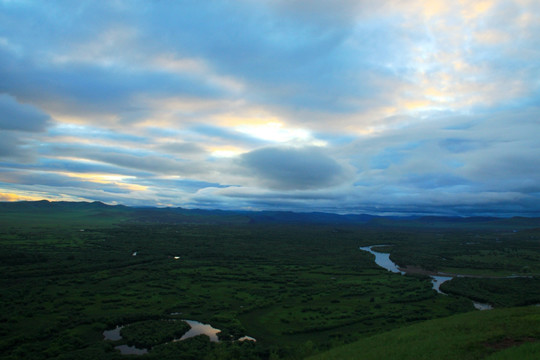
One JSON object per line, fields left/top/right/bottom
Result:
{"left": 240, "top": 147, "right": 345, "bottom": 190}
{"left": 0, "top": 94, "right": 51, "bottom": 132}
{"left": 0, "top": 135, "right": 21, "bottom": 158}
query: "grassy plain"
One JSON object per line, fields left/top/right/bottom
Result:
{"left": 308, "top": 306, "right": 540, "bottom": 360}
{"left": 1, "top": 201, "right": 539, "bottom": 359}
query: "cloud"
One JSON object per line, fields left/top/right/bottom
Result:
{"left": 0, "top": 94, "right": 51, "bottom": 131}
{"left": 0, "top": 133, "right": 22, "bottom": 158}
{"left": 239, "top": 146, "right": 347, "bottom": 190}
{"left": 439, "top": 138, "right": 484, "bottom": 153}
{"left": 42, "top": 143, "right": 206, "bottom": 176}
{"left": 0, "top": 1, "right": 538, "bottom": 216}
{"left": 0, "top": 93, "right": 51, "bottom": 161}
{"left": 0, "top": 169, "right": 139, "bottom": 194}
{"left": 156, "top": 142, "right": 206, "bottom": 155}
{"left": 0, "top": 191, "right": 45, "bottom": 202}
{"left": 189, "top": 124, "right": 266, "bottom": 148}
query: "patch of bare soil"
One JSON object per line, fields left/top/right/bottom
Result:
{"left": 484, "top": 337, "right": 536, "bottom": 350}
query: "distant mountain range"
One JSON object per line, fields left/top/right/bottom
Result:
{"left": 1, "top": 200, "right": 540, "bottom": 229}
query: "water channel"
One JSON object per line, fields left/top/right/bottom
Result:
{"left": 103, "top": 325, "right": 148, "bottom": 355}
{"left": 360, "top": 245, "right": 493, "bottom": 310}
{"left": 104, "top": 319, "right": 255, "bottom": 355}
{"left": 359, "top": 246, "right": 404, "bottom": 275}
{"left": 177, "top": 320, "right": 220, "bottom": 342}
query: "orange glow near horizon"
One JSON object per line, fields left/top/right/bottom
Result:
{"left": 0, "top": 192, "right": 45, "bottom": 202}
{"left": 0, "top": 191, "right": 86, "bottom": 203}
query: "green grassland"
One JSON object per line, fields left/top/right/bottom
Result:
{"left": 308, "top": 306, "right": 540, "bottom": 360}
{"left": 1, "top": 201, "right": 539, "bottom": 359}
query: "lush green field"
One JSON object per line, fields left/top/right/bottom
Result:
{"left": 308, "top": 306, "right": 540, "bottom": 360}
{"left": 1, "top": 201, "right": 539, "bottom": 359}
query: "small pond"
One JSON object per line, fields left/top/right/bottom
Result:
{"left": 473, "top": 302, "right": 493, "bottom": 310}
{"left": 238, "top": 335, "right": 256, "bottom": 342}
{"left": 177, "top": 320, "right": 221, "bottom": 342}
{"left": 103, "top": 325, "right": 123, "bottom": 341}
{"left": 115, "top": 344, "right": 148, "bottom": 355}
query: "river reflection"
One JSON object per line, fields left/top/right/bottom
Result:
{"left": 238, "top": 335, "right": 256, "bottom": 342}
{"left": 104, "top": 318, "right": 256, "bottom": 356}
{"left": 359, "top": 246, "right": 404, "bottom": 274}
{"left": 103, "top": 325, "right": 148, "bottom": 355}
{"left": 103, "top": 326, "right": 123, "bottom": 341}
{"left": 178, "top": 320, "right": 221, "bottom": 342}
{"left": 431, "top": 275, "right": 453, "bottom": 294}
{"left": 115, "top": 344, "right": 148, "bottom": 355}
{"left": 473, "top": 302, "right": 493, "bottom": 310}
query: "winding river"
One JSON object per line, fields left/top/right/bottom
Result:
{"left": 359, "top": 246, "right": 404, "bottom": 275}
{"left": 360, "top": 245, "right": 493, "bottom": 310}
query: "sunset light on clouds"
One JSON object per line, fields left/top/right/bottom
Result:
{"left": 0, "top": 0, "right": 539, "bottom": 215}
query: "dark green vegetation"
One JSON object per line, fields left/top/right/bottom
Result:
{"left": 1, "top": 201, "right": 539, "bottom": 359}
{"left": 386, "top": 228, "right": 540, "bottom": 276}
{"left": 441, "top": 277, "right": 540, "bottom": 308}
{"left": 120, "top": 319, "right": 191, "bottom": 348}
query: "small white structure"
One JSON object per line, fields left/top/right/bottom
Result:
{"left": 132, "top": 251, "right": 137, "bottom": 256}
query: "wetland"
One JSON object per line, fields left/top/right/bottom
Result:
{"left": 1, "top": 201, "right": 539, "bottom": 359}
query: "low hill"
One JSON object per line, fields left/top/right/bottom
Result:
{"left": 0, "top": 200, "right": 132, "bottom": 228}
{"left": 1, "top": 201, "right": 540, "bottom": 229}
{"left": 243, "top": 210, "right": 378, "bottom": 224}
{"left": 308, "top": 306, "right": 540, "bottom": 360}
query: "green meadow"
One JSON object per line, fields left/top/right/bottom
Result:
{"left": 308, "top": 306, "right": 540, "bottom": 360}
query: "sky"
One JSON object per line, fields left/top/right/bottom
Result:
{"left": 0, "top": 0, "right": 539, "bottom": 216}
